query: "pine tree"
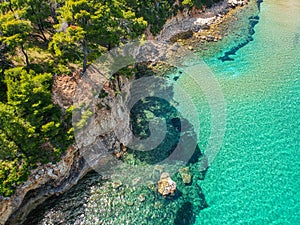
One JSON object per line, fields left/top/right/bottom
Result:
{"left": 49, "top": 0, "right": 147, "bottom": 73}
{"left": 0, "top": 11, "right": 32, "bottom": 67}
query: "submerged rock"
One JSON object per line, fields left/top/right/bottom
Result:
{"left": 147, "top": 181, "right": 157, "bottom": 191}
{"left": 125, "top": 201, "right": 134, "bottom": 206}
{"left": 154, "top": 201, "right": 163, "bottom": 209}
{"left": 111, "top": 180, "right": 122, "bottom": 189}
{"left": 157, "top": 172, "right": 176, "bottom": 196}
{"left": 138, "top": 194, "right": 146, "bottom": 202}
{"left": 154, "top": 165, "right": 164, "bottom": 174}
{"left": 178, "top": 167, "right": 192, "bottom": 185}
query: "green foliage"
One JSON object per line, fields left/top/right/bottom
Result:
{"left": 0, "top": 102, "right": 33, "bottom": 196}
{"left": 126, "top": 0, "right": 177, "bottom": 35}
{"left": 182, "top": 0, "right": 194, "bottom": 7}
{"left": 75, "top": 109, "right": 93, "bottom": 130}
{"left": 49, "top": 0, "right": 147, "bottom": 71}
{"left": 0, "top": 157, "right": 29, "bottom": 196}
{"left": 186, "top": 0, "right": 223, "bottom": 9}
{"left": 0, "top": 11, "right": 32, "bottom": 49}
{"left": 3, "top": 0, "right": 53, "bottom": 42}
{"left": 0, "top": 68, "right": 74, "bottom": 196}
{"left": 0, "top": 102, "right": 37, "bottom": 154}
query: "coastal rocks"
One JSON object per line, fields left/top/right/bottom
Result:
{"left": 228, "top": 0, "right": 248, "bottom": 7}
{"left": 0, "top": 146, "right": 92, "bottom": 225}
{"left": 155, "top": 0, "right": 235, "bottom": 43}
{"left": 178, "top": 167, "right": 192, "bottom": 185}
{"left": 170, "top": 43, "right": 181, "bottom": 51}
{"left": 156, "top": 0, "right": 248, "bottom": 44}
{"left": 170, "top": 30, "right": 193, "bottom": 42}
{"left": 206, "top": 35, "right": 215, "bottom": 42}
{"left": 157, "top": 172, "right": 176, "bottom": 196}
{"left": 156, "top": 17, "right": 196, "bottom": 42}
{"left": 194, "top": 17, "right": 216, "bottom": 27}
{"left": 195, "top": 34, "right": 221, "bottom": 43}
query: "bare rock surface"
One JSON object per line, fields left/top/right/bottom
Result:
{"left": 155, "top": 0, "right": 248, "bottom": 43}
{"left": 157, "top": 172, "right": 177, "bottom": 196}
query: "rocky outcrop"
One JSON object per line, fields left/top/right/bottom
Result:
{"left": 1, "top": 38, "right": 196, "bottom": 224}
{"left": 155, "top": 0, "right": 248, "bottom": 43}
{"left": 157, "top": 172, "right": 177, "bottom": 196}
{"left": 52, "top": 70, "right": 81, "bottom": 109}
{"left": 0, "top": 146, "right": 91, "bottom": 225}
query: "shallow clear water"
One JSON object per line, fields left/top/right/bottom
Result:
{"left": 23, "top": 0, "right": 300, "bottom": 224}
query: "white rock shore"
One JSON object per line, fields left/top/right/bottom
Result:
{"left": 156, "top": 0, "right": 248, "bottom": 42}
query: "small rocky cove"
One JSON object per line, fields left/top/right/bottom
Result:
{"left": 0, "top": 1, "right": 252, "bottom": 224}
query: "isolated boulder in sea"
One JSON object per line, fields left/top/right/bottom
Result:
{"left": 157, "top": 172, "right": 176, "bottom": 196}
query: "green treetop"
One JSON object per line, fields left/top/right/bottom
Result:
{"left": 49, "top": 0, "right": 147, "bottom": 72}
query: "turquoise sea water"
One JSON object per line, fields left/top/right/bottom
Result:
{"left": 195, "top": 0, "right": 300, "bottom": 224}
{"left": 23, "top": 0, "right": 299, "bottom": 224}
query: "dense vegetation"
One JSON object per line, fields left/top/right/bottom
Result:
{"left": 0, "top": 0, "right": 220, "bottom": 196}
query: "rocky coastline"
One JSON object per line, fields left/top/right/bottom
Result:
{"left": 155, "top": 0, "right": 248, "bottom": 43}
{"left": 0, "top": 1, "right": 249, "bottom": 224}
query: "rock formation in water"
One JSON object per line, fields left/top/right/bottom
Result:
{"left": 157, "top": 172, "right": 177, "bottom": 196}
{"left": 178, "top": 167, "right": 192, "bottom": 185}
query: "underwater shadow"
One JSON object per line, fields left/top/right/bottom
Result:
{"left": 174, "top": 202, "right": 195, "bottom": 225}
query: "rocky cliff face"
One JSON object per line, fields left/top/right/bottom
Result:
{"left": 0, "top": 72, "right": 133, "bottom": 225}
{"left": 0, "top": 145, "right": 90, "bottom": 225}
